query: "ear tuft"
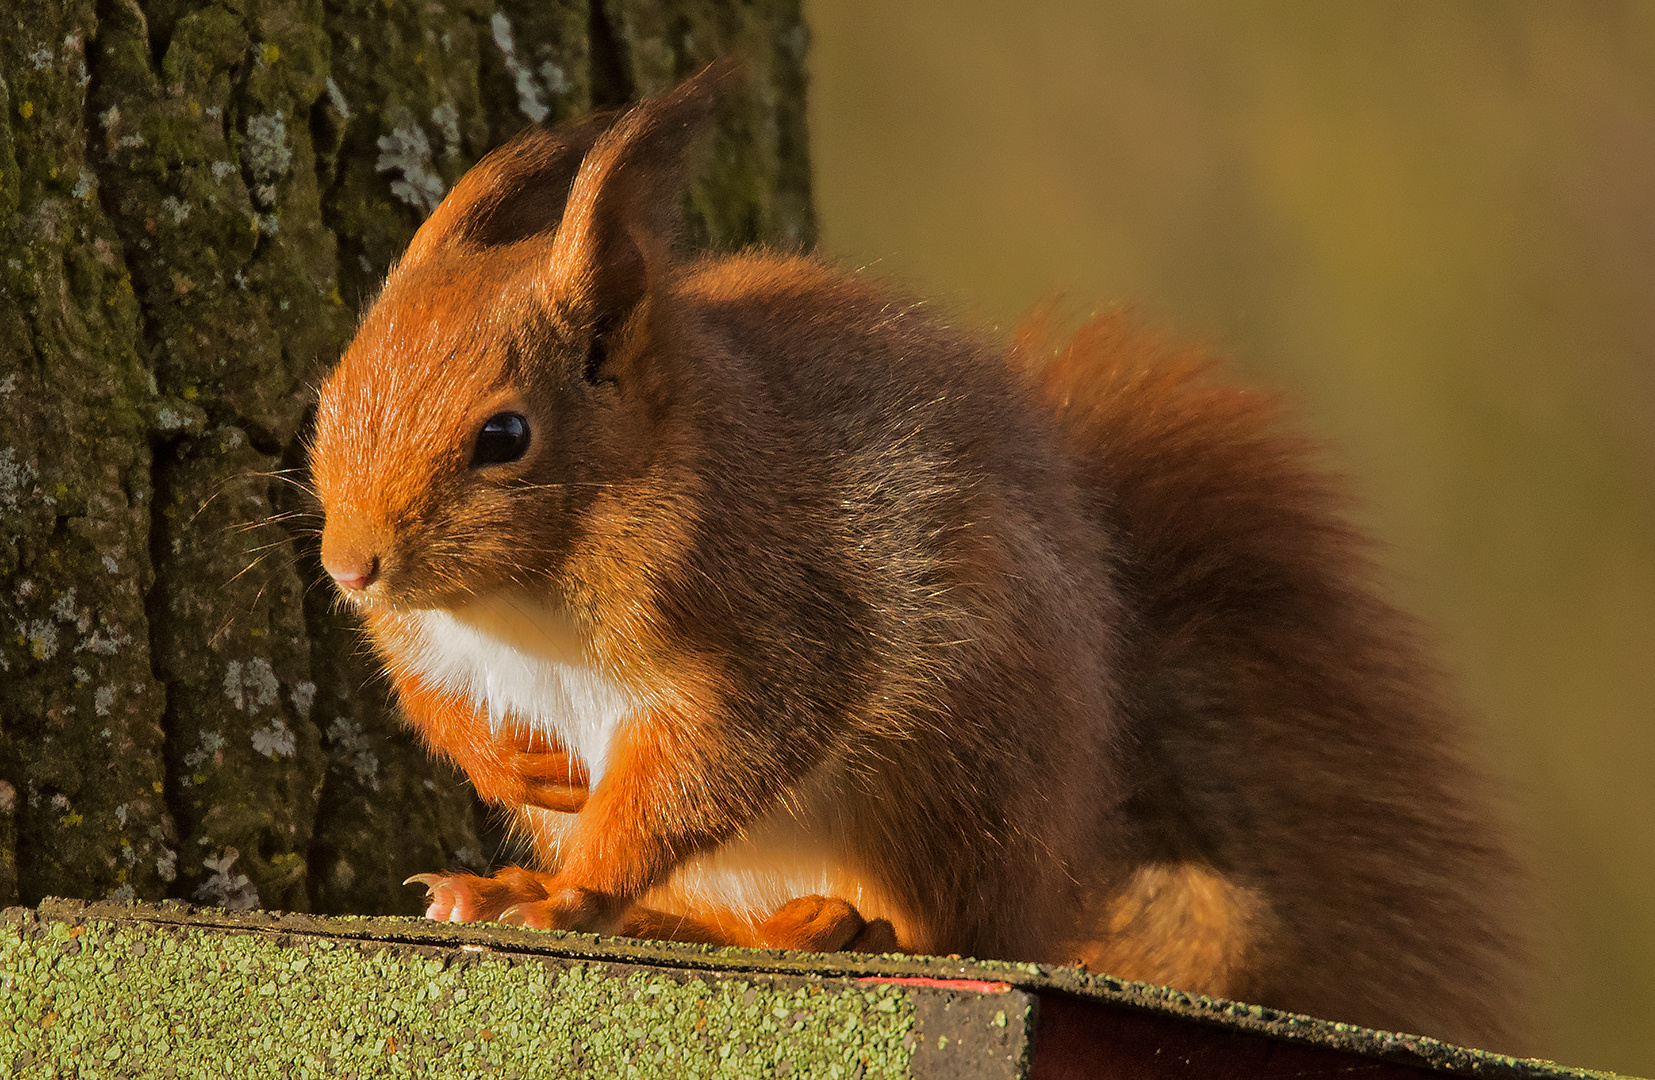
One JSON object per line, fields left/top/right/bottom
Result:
{"left": 398, "top": 110, "right": 622, "bottom": 269}
{"left": 542, "top": 58, "right": 744, "bottom": 317}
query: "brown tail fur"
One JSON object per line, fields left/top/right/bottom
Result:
{"left": 1014, "top": 311, "right": 1529, "bottom": 1049}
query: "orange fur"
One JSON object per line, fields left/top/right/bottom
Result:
{"left": 309, "top": 63, "right": 1527, "bottom": 1049}
{"left": 379, "top": 643, "right": 589, "bottom": 814}
{"left": 1083, "top": 862, "right": 1272, "bottom": 1003}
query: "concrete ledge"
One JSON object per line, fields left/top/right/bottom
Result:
{"left": 0, "top": 900, "right": 1634, "bottom": 1079}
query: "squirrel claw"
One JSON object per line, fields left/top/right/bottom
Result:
{"left": 497, "top": 898, "right": 580, "bottom": 931}
{"left": 403, "top": 872, "right": 474, "bottom": 921}
{"left": 404, "top": 872, "right": 449, "bottom": 919}
{"left": 498, "top": 901, "right": 563, "bottom": 930}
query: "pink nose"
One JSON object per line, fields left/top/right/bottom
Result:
{"left": 325, "top": 554, "right": 380, "bottom": 593}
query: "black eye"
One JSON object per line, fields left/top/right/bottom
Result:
{"left": 470, "top": 412, "right": 530, "bottom": 467}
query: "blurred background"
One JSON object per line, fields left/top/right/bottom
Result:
{"left": 802, "top": 2, "right": 1655, "bottom": 1073}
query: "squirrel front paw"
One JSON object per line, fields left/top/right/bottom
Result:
{"left": 406, "top": 866, "right": 629, "bottom": 933}
{"left": 407, "top": 865, "right": 555, "bottom": 923}
{"left": 497, "top": 727, "right": 590, "bottom": 813}
{"left": 497, "top": 885, "right": 630, "bottom": 935}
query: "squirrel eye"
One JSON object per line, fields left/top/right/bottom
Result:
{"left": 470, "top": 412, "right": 531, "bottom": 467}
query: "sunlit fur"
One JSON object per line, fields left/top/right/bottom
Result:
{"left": 405, "top": 601, "right": 641, "bottom": 784}
{"left": 310, "top": 62, "right": 1526, "bottom": 1050}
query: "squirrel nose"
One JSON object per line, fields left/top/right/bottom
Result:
{"left": 325, "top": 553, "right": 380, "bottom": 593}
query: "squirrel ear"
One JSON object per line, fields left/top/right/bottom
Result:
{"left": 541, "top": 58, "right": 741, "bottom": 321}
{"left": 398, "top": 109, "right": 622, "bottom": 269}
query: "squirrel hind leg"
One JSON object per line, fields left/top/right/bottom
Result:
{"left": 1077, "top": 862, "right": 1274, "bottom": 1002}
{"left": 620, "top": 895, "right": 902, "bottom": 954}
{"left": 757, "top": 894, "right": 900, "bottom": 954}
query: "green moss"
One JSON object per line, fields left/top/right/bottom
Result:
{"left": 0, "top": 913, "right": 919, "bottom": 1078}
{"left": 161, "top": 6, "right": 250, "bottom": 98}
{"left": 6, "top": 901, "right": 1633, "bottom": 1079}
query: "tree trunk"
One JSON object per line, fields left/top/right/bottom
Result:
{"left": 0, "top": 0, "right": 812, "bottom": 915}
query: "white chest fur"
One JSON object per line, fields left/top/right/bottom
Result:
{"left": 405, "top": 600, "right": 640, "bottom": 785}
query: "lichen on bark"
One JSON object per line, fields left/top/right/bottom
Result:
{"left": 0, "top": 0, "right": 814, "bottom": 913}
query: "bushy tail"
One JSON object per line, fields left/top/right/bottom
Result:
{"left": 1011, "top": 310, "right": 1530, "bottom": 1051}
{"left": 1011, "top": 309, "right": 1352, "bottom": 639}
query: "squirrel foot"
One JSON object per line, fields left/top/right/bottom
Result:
{"left": 498, "top": 886, "right": 630, "bottom": 935}
{"left": 759, "top": 895, "right": 901, "bottom": 953}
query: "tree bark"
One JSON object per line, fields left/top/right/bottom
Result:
{"left": 0, "top": 0, "right": 812, "bottom": 915}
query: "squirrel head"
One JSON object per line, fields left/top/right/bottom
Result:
{"left": 311, "top": 60, "right": 739, "bottom": 612}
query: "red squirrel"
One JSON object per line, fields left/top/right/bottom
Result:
{"left": 310, "top": 61, "right": 1526, "bottom": 1048}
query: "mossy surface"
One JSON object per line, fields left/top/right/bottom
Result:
{"left": 0, "top": 0, "right": 814, "bottom": 915}
{"left": 0, "top": 900, "right": 1634, "bottom": 1080}
{"left": 1, "top": 905, "right": 928, "bottom": 1079}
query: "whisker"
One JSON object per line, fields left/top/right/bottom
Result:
{"left": 229, "top": 510, "right": 317, "bottom": 534}
{"left": 302, "top": 572, "right": 337, "bottom": 602}
{"left": 224, "top": 551, "right": 278, "bottom": 590}
{"left": 236, "top": 538, "right": 302, "bottom": 562}
{"left": 183, "top": 485, "right": 233, "bottom": 528}
{"left": 226, "top": 552, "right": 310, "bottom": 618}
{"left": 509, "top": 480, "right": 620, "bottom": 492}
{"left": 245, "top": 467, "right": 322, "bottom": 499}
{"left": 208, "top": 613, "right": 237, "bottom": 648}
